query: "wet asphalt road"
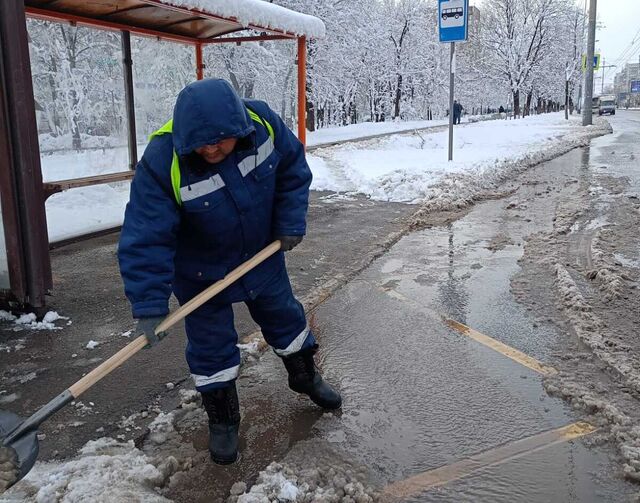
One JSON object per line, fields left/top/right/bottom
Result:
{"left": 306, "top": 111, "right": 640, "bottom": 501}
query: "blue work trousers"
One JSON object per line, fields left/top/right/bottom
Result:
{"left": 174, "top": 268, "right": 315, "bottom": 391}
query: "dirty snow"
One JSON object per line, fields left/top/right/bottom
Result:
{"left": 230, "top": 457, "right": 378, "bottom": 503}
{"left": 0, "top": 438, "right": 172, "bottom": 503}
{"left": 1, "top": 390, "right": 203, "bottom": 502}
{"left": 85, "top": 340, "right": 100, "bottom": 350}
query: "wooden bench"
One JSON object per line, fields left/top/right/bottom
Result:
{"left": 43, "top": 171, "right": 134, "bottom": 199}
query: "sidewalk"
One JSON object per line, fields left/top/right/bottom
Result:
{"left": 0, "top": 192, "right": 416, "bottom": 462}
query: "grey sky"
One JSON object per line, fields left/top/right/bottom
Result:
{"left": 596, "top": 0, "right": 640, "bottom": 86}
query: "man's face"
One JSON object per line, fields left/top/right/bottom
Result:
{"left": 194, "top": 138, "right": 238, "bottom": 164}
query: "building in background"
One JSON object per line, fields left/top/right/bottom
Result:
{"left": 614, "top": 58, "right": 640, "bottom": 107}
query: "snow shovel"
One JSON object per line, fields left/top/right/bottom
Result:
{"left": 0, "top": 241, "right": 282, "bottom": 492}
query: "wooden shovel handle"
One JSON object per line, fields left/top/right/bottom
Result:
{"left": 69, "top": 241, "right": 281, "bottom": 398}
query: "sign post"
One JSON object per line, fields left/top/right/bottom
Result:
{"left": 439, "top": 0, "right": 469, "bottom": 161}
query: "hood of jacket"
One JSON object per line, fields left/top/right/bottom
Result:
{"left": 172, "top": 78, "right": 254, "bottom": 157}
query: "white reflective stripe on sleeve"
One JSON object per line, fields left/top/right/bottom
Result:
{"left": 191, "top": 365, "right": 239, "bottom": 388}
{"left": 180, "top": 174, "right": 225, "bottom": 202}
{"left": 273, "top": 325, "right": 311, "bottom": 357}
{"left": 238, "top": 137, "right": 275, "bottom": 177}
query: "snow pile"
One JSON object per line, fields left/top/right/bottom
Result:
{"left": 230, "top": 462, "right": 378, "bottom": 503}
{"left": 554, "top": 264, "right": 640, "bottom": 393}
{"left": 308, "top": 114, "right": 611, "bottom": 212}
{"left": 544, "top": 375, "right": 640, "bottom": 482}
{"left": 1, "top": 438, "right": 172, "bottom": 502}
{"left": 586, "top": 229, "right": 629, "bottom": 301}
{"left": 2, "top": 390, "right": 203, "bottom": 501}
{"left": 157, "top": 0, "right": 325, "bottom": 38}
{"left": 0, "top": 310, "right": 68, "bottom": 331}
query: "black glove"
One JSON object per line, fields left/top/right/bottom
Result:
{"left": 277, "top": 235, "right": 303, "bottom": 252}
{"left": 136, "top": 316, "right": 167, "bottom": 348}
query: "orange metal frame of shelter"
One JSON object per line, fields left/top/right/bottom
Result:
{"left": 0, "top": 0, "right": 314, "bottom": 308}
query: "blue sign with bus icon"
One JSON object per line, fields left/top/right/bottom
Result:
{"left": 439, "top": 0, "right": 469, "bottom": 42}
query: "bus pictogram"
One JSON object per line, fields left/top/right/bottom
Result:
{"left": 442, "top": 7, "right": 464, "bottom": 20}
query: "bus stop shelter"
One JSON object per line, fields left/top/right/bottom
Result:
{"left": 0, "top": 0, "right": 324, "bottom": 309}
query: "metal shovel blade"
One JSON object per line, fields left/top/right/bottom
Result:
{"left": 0, "top": 409, "right": 39, "bottom": 491}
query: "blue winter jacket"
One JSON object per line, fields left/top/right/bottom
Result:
{"left": 118, "top": 79, "right": 312, "bottom": 318}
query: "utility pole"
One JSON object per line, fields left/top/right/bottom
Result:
{"left": 600, "top": 59, "right": 616, "bottom": 95}
{"left": 582, "top": 0, "right": 597, "bottom": 126}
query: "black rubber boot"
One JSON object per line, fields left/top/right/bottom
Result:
{"left": 282, "top": 345, "right": 342, "bottom": 410}
{"left": 201, "top": 383, "right": 241, "bottom": 465}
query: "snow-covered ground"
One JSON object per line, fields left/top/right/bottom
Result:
{"left": 42, "top": 113, "right": 601, "bottom": 242}
{"left": 306, "top": 117, "right": 455, "bottom": 146}
{"left": 308, "top": 112, "right": 599, "bottom": 203}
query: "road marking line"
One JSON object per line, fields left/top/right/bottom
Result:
{"left": 382, "top": 422, "right": 596, "bottom": 500}
{"left": 444, "top": 319, "right": 558, "bottom": 376}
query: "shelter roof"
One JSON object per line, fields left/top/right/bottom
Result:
{"left": 25, "top": 0, "right": 325, "bottom": 42}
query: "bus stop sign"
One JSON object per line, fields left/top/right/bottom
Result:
{"left": 439, "top": 0, "right": 469, "bottom": 43}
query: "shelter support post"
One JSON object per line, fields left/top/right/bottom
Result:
{"left": 121, "top": 30, "right": 138, "bottom": 170}
{"left": 196, "top": 43, "right": 204, "bottom": 80}
{"left": 0, "top": 0, "right": 52, "bottom": 307}
{"left": 297, "top": 36, "right": 306, "bottom": 147}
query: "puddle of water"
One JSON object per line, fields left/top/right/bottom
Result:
{"left": 404, "top": 441, "right": 632, "bottom": 502}
{"left": 381, "top": 258, "right": 404, "bottom": 274}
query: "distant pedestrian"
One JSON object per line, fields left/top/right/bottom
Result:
{"left": 453, "top": 100, "right": 463, "bottom": 125}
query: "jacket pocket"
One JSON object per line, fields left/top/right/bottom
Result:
{"left": 252, "top": 149, "right": 281, "bottom": 181}
{"left": 181, "top": 175, "right": 228, "bottom": 212}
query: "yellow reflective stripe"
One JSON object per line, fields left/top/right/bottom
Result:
{"left": 247, "top": 109, "right": 274, "bottom": 141}
{"left": 170, "top": 152, "right": 181, "bottom": 205}
{"left": 148, "top": 119, "right": 173, "bottom": 142}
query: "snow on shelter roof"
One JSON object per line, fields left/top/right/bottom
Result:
{"left": 156, "top": 0, "right": 326, "bottom": 38}
{"left": 25, "top": 0, "right": 325, "bottom": 41}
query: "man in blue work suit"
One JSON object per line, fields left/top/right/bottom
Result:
{"left": 118, "top": 78, "right": 341, "bottom": 465}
